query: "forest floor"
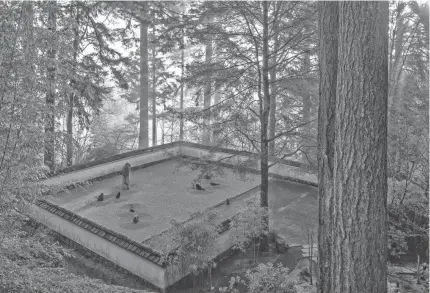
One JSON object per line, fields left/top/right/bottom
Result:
{"left": 57, "top": 236, "right": 304, "bottom": 293}
{"left": 388, "top": 263, "right": 429, "bottom": 293}
{"left": 52, "top": 236, "right": 430, "bottom": 293}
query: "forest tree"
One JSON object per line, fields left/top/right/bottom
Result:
{"left": 317, "top": 2, "right": 389, "bottom": 292}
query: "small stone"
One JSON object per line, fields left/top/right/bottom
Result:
{"left": 195, "top": 183, "right": 205, "bottom": 191}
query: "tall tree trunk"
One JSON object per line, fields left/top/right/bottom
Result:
{"left": 139, "top": 6, "right": 149, "bottom": 149}
{"left": 389, "top": 2, "right": 406, "bottom": 114}
{"left": 301, "top": 50, "right": 312, "bottom": 163}
{"left": 318, "top": 2, "right": 389, "bottom": 292}
{"left": 151, "top": 16, "right": 157, "bottom": 146}
{"left": 179, "top": 20, "right": 185, "bottom": 141}
{"left": 212, "top": 79, "right": 222, "bottom": 145}
{"left": 23, "top": 2, "right": 34, "bottom": 104}
{"left": 317, "top": 3, "right": 338, "bottom": 290}
{"left": 171, "top": 114, "right": 174, "bottom": 143}
{"left": 67, "top": 4, "right": 79, "bottom": 166}
{"left": 268, "top": 1, "right": 280, "bottom": 156}
{"left": 259, "top": 1, "right": 270, "bottom": 252}
{"left": 44, "top": 0, "right": 57, "bottom": 173}
{"left": 23, "top": 2, "right": 34, "bottom": 84}
{"left": 161, "top": 117, "right": 165, "bottom": 145}
{"left": 66, "top": 96, "right": 73, "bottom": 166}
{"left": 202, "top": 38, "right": 213, "bottom": 145}
{"left": 389, "top": 4, "right": 407, "bottom": 179}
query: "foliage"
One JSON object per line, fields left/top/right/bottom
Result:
{"left": 387, "top": 1, "right": 429, "bottom": 203}
{"left": 229, "top": 200, "right": 269, "bottom": 253}
{"left": 177, "top": 1, "right": 318, "bottom": 156}
{"left": 81, "top": 99, "right": 139, "bottom": 162}
{"left": 388, "top": 200, "right": 429, "bottom": 258}
{"left": 0, "top": 1, "right": 66, "bottom": 238}
{"left": 170, "top": 211, "right": 219, "bottom": 275}
{"left": 0, "top": 0, "right": 428, "bottom": 291}
{"left": 229, "top": 200, "right": 269, "bottom": 263}
{"left": 219, "top": 262, "right": 297, "bottom": 293}
{"left": 0, "top": 226, "right": 153, "bottom": 293}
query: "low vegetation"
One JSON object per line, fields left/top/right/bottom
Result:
{"left": 0, "top": 223, "right": 154, "bottom": 293}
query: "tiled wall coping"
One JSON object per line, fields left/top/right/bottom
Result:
{"left": 179, "top": 141, "right": 310, "bottom": 169}
{"left": 50, "top": 142, "right": 180, "bottom": 177}
{"left": 52, "top": 232, "right": 161, "bottom": 292}
{"left": 50, "top": 141, "right": 312, "bottom": 179}
{"left": 35, "top": 199, "right": 166, "bottom": 267}
{"left": 182, "top": 155, "right": 318, "bottom": 187}
{"left": 61, "top": 157, "right": 175, "bottom": 192}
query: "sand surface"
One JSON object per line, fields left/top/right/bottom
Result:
{"left": 49, "top": 159, "right": 260, "bottom": 242}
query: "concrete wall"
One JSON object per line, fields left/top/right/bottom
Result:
{"left": 28, "top": 204, "right": 168, "bottom": 290}
{"left": 43, "top": 146, "right": 180, "bottom": 187}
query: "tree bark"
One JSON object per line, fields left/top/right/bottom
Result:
{"left": 139, "top": 5, "right": 149, "bottom": 149}
{"left": 317, "top": 3, "right": 338, "bottom": 291}
{"left": 44, "top": 0, "right": 57, "bottom": 173}
{"left": 318, "top": 2, "right": 389, "bottom": 292}
{"left": 389, "top": 3, "right": 406, "bottom": 114}
{"left": 23, "top": 2, "right": 34, "bottom": 86}
{"left": 67, "top": 3, "right": 79, "bottom": 166}
{"left": 202, "top": 39, "right": 213, "bottom": 145}
{"left": 301, "top": 50, "right": 312, "bottom": 163}
{"left": 259, "top": 1, "right": 270, "bottom": 252}
{"left": 212, "top": 79, "right": 222, "bottom": 145}
{"left": 152, "top": 16, "right": 157, "bottom": 146}
{"left": 212, "top": 39, "right": 223, "bottom": 145}
{"left": 66, "top": 95, "right": 74, "bottom": 166}
{"left": 268, "top": 1, "right": 280, "bottom": 157}
{"left": 179, "top": 17, "right": 185, "bottom": 141}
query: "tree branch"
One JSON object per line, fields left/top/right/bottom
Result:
{"left": 267, "top": 119, "right": 316, "bottom": 143}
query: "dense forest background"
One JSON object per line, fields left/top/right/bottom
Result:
{"left": 0, "top": 1, "right": 428, "bottom": 293}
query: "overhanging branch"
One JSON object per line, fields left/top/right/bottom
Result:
{"left": 267, "top": 119, "right": 316, "bottom": 143}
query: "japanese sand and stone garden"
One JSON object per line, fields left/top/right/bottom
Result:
{"left": 27, "top": 141, "right": 318, "bottom": 292}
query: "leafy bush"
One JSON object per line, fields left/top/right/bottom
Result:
{"left": 0, "top": 228, "right": 153, "bottom": 293}
{"left": 170, "top": 211, "right": 219, "bottom": 275}
{"left": 219, "top": 262, "right": 297, "bottom": 293}
{"left": 229, "top": 200, "right": 269, "bottom": 253}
